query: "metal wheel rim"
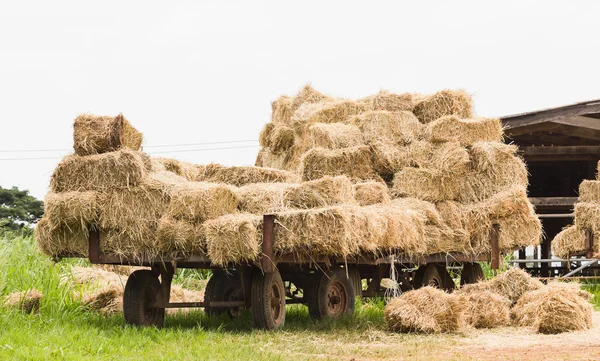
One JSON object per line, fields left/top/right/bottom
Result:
{"left": 326, "top": 281, "right": 347, "bottom": 317}
{"left": 270, "top": 281, "right": 284, "bottom": 324}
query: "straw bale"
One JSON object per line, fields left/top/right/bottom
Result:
{"left": 289, "top": 85, "right": 332, "bottom": 114}
{"left": 436, "top": 201, "right": 465, "bottom": 230}
{"left": 3, "top": 289, "right": 43, "bottom": 313}
{"left": 199, "top": 164, "right": 297, "bottom": 186}
{"left": 259, "top": 122, "right": 275, "bottom": 146}
{"left": 237, "top": 183, "right": 290, "bottom": 214}
{"left": 271, "top": 95, "right": 293, "bottom": 124}
{"left": 73, "top": 113, "right": 143, "bottom": 156}
{"left": 462, "top": 290, "right": 511, "bottom": 328}
{"left": 574, "top": 202, "right": 600, "bottom": 232}
{"left": 512, "top": 286, "right": 593, "bottom": 334}
{"left": 359, "top": 91, "right": 414, "bottom": 112}
{"left": 385, "top": 287, "right": 466, "bottom": 333}
{"left": 361, "top": 204, "right": 427, "bottom": 254}
{"left": 370, "top": 142, "right": 415, "bottom": 175}
{"left": 167, "top": 182, "right": 240, "bottom": 223}
{"left": 348, "top": 111, "right": 423, "bottom": 145}
{"left": 35, "top": 218, "right": 88, "bottom": 257}
{"left": 269, "top": 126, "right": 295, "bottom": 154}
{"left": 51, "top": 150, "right": 151, "bottom": 192}
{"left": 151, "top": 157, "right": 203, "bottom": 181}
{"left": 203, "top": 213, "right": 263, "bottom": 266}
{"left": 156, "top": 217, "right": 206, "bottom": 254}
{"left": 412, "top": 89, "right": 473, "bottom": 124}
{"left": 391, "top": 168, "right": 460, "bottom": 202}
{"left": 579, "top": 180, "right": 600, "bottom": 203}
{"left": 353, "top": 181, "right": 391, "bottom": 206}
{"left": 391, "top": 198, "right": 443, "bottom": 226}
{"left": 292, "top": 99, "right": 367, "bottom": 126}
{"left": 300, "top": 146, "right": 377, "bottom": 181}
{"left": 551, "top": 225, "right": 595, "bottom": 258}
{"left": 305, "top": 123, "right": 364, "bottom": 149}
{"left": 458, "top": 268, "right": 543, "bottom": 305}
{"left": 255, "top": 148, "right": 288, "bottom": 170}
{"left": 425, "top": 115, "right": 503, "bottom": 146}
{"left": 43, "top": 191, "right": 98, "bottom": 230}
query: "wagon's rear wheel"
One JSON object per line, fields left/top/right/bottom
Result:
{"left": 251, "top": 269, "right": 286, "bottom": 330}
{"left": 460, "top": 263, "right": 485, "bottom": 285}
{"left": 204, "top": 270, "right": 246, "bottom": 317}
{"left": 413, "top": 264, "right": 455, "bottom": 292}
{"left": 307, "top": 268, "right": 355, "bottom": 320}
{"left": 123, "top": 270, "right": 165, "bottom": 327}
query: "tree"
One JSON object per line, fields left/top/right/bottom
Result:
{"left": 0, "top": 186, "right": 44, "bottom": 231}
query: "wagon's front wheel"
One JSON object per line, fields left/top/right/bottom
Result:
{"left": 123, "top": 270, "right": 165, "bottom": 327}
{"left": 251, "top": 269, "right": 285, "bottom": 330}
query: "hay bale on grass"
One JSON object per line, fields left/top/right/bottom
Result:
{"left": 51, "top": 150, "right": 150, "bottom": 192}
{"left": 300, "top": 146, "right": 377, "bottom": 181}
{"left": 43, "top": 191, "right": 98, "bottom": 230}
{"left": 462, "top": 290, "right": 510, "bottom": 328}
{"left": 348, "top": 111, "right": 422, "bottom": 145}
{"left": 458, "top": 268, "right": 543, "bottom": 305}
{"left": 353, "top": 181, "right": 391, "bottom": 206}
{"left": 3, "top": 289, "right": 43, "bottom": 313}
{"left": 73, "top": 113, "right": 142, "bottom": 156}
{"left": 425, "top": 115, "right": 503, "bottom": 146}
{"left": 384, "top": 287, "right": 466, "bottom": 333}
{"left": 305, "top": 123, "right": 364, "bottom": 149}
{"left": 412, "top": 89, "right": 473, "bottom": 124}
{"left": 358, "top": 90, "right": 414, "bottom": 112}
{"left": 199, "top": 164, "right": 297, "bottom": 186}
{"left": 167, "top": 182, "right": 239, "bottom": 223}
{"left": 203, "top": 213, "right": 263, "bottom": 266}
{"left": 512, "top": 285, "right": 593, "bottom": 334}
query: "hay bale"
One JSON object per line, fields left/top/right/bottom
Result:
{"left": 364, "top": 204, "right": 427, "bottom": 254}
{"left": 358, "top": 91, "right": 414, "bottom": 112}
{"left": 348, "top": 111, "right": 423, "bottom": 145}
{"left": 156, "top": 217, "right": 206, "bottom": 254}
{"left": 578, "top": 180, "right": 600, "bottom": 203}
{"left": 259, "top": 122, "right": 275, "bottom": 147}
{"left": 425, "top": 115, "right": 503, "bottom": 146}
{"left": 237, "top": 183, "right": 290, "bottom": 214}
{"left": 300, "top": 146, "right": 377, "bottom": 181}
{"left": 458, "top": 268, "right": 543, "bottom": 305}
{"left": 292, "top": 99, "right": 367, "bottom": 125}
{"left": 462, "top": 290, "right": 511, "bottom": 328}
{"left": 151, "top": 157, "right": 203, "bottom": 181}
{"left": 198, "top": 164, "right": 297, "bottom": 186}
{"left": 167, "top": 182, "right": 240, "bottom": 223}
{"left": 255, "top": 148, "right": 288, "bottom": 170}
{"left": 353, "top": 181, "right": 391, "bottom": 206}
{"left": 43, "top": 191, "right": 98, "bottom": 230}
{"left": 391, "top": 168, "right": 460, "bottom": 202}
{"left": 271, "top": 95, "right": 293, "bottom": 124}
{"left": 512, "top": 286, "right": 593, "bottom": 334}
{"left": 412, "top": 89, "right": 473, "bottom": 124}
{"left": 203, "top": 213, "right": 263, "bottom": 266}
{"left": 3, "top": 289, "right": 43, "bottom": 313}
{"left": 73, "top": 113, "right": 143, "bottom": 156}
{"left": 269, "top": 126, "right": 296, "bottom": 154}
{"left": 305, "top": 123, "right": 364, "bottom": 149}
{"left": 384, "top": 287, "right": 466, "bottom": 333}
{"left": 50, "top": 150, "right": 150, "bottom": 192}
{"left": 289, "top": 85, "right": 333, "bottom": 115}
{"left": 574, "top": 202, "right": 600, "bottom": 232}
{"left": 35, "top": 218, "right": 88, "bottom": 257}
{"left": 551, "top": 225, "right": 592, "bottom": 258}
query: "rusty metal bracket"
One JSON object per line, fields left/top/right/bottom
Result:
{"left": 489, "top": 224, "right": 500, "bottom": 271}
{"left": 261, "top": 214, "right": 276, "bottom": 273}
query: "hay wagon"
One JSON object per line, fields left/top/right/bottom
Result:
{"left": 78, "top": 216, "right": 502, "bottom": 330}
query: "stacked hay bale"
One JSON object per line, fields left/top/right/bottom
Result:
{"left": 254, "top": 85, "right": 541, "bottom": 257}
{"left": 385, "top": 268, "right": 593, "bottom": 334}
{"left": 553, "top": 164, "right": 600, "bottom": 257}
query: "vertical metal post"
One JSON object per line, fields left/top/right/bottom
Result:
{"left": 490, "top": 224, "right": 500, "bottom": 271}
{"left": 518, "top": 248, "right": 526, "bottom": 269}
{"left": 585, "top": 229, "right": 594, "bottom": 259}
{"left": 88, "top": 227, "right": 101, "bottom": 264}
{"left": 261, "top": 214, "right": 275, "bottom": 273}
{"left": 541, "top": 237, "right": 550, "bottom": 277}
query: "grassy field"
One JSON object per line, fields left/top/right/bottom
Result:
{"left": 1, "top": 234, "right": 599, "bottom": 361}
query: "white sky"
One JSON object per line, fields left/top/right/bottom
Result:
{"left": 0, "top": 0, "right": 599, "bottom": 200}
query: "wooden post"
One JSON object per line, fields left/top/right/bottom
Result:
{"left": 261, "top": 214, "right": 275, "bottom": 273}
{"left": 585, "top": 229, "right": 594, "bottom": 259}
{"left": 518, "top": 248, "right": 526, "bottom": 269}
{"left": 490, "top": 224, "right": 500, "bottom": 271}
{"left": 88, "top": 227, "right": 101, "bottom": 264}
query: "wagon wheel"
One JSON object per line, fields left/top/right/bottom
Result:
{"left": 307, "top": 268, "right": 355, "bottom": 320}
{"left": 460, "top": 263, "right": 485, "bottom": 286}
{"left": 412, "top": 264, "right": 455, "bottom": 292}
{"left": 251, "top": 269, "right": 286, "bottom": 330}
{"left": 123, "top": 270, "right": 165, "bottom": 327}
{"left": 204, "top": 270, "right": 246, "bottom": 317}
